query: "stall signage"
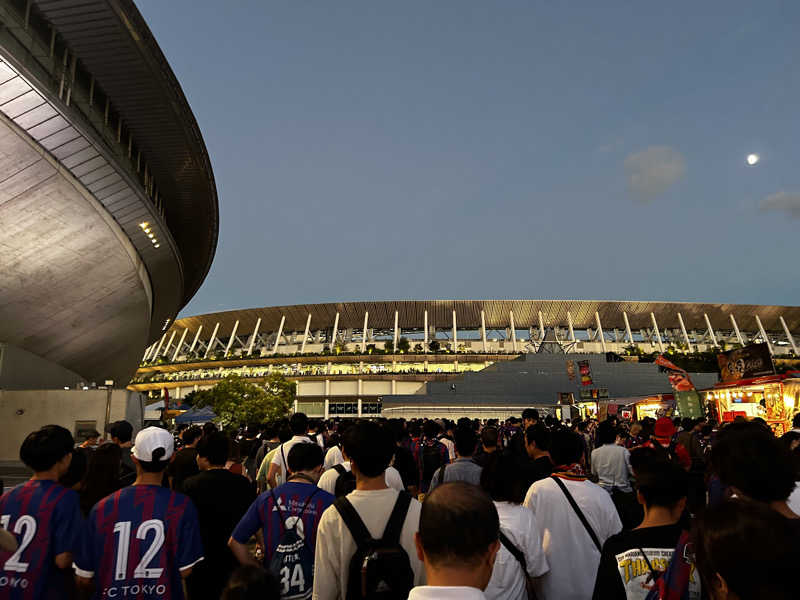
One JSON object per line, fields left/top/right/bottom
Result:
{"left": 579, "top": 388, "right": 609, "bottom": 400}
{"left": 676, "top": 390, "right": 703, "bottom": 419}
{"left": 718, "top": 343, "right": 775, "bottom": 383}
{"left": 558, "top": 392, "right": 575, "bottom": 405}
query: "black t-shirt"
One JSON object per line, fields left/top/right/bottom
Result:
{"left": 167, "top": 447, "right": 199, "bottom": 492}
{"left": 393, "top": 445, "right": 419, "bottom": 488}
{"left": 183, "top": 469, "right": 256, "bottom": 597}
{"left": 593, "top": 523, "right": 694, "bottom": 600}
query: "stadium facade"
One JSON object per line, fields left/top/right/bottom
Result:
{"left": 0, "top": 0, "right": 218, "bottom": 388}
{"left": 131, "top": 300, "right": 800, "bottom": 418}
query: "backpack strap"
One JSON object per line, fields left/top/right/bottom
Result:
{"left": 334, "top": 497, "right": 374, "bottom": 549}
{"left": 498, "top": 531, "right": 527, "bottom": 573}
{"left": 436, "top": 462, "right": 448, "bottom": 486}
{"left": 269, "top": 489, "right": 286, "bottom": 533}
{"left": 381, "top": 492, "right": 412, "bottom": 544}
{"left": 293, "top": 488, "right": 319, "bottom": 532}
{"left": 333, "top": 464, "right": 346, "bottom": 476}
{"left": 550, "top": 476, "right": 602, "bottom": 552}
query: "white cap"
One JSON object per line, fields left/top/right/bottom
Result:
{"left": 132, "top": 427, "right": 174, "bottom": 463}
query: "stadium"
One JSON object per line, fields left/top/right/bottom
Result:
{"left": 130, "top": 300, "right": 800, "bottom": 419}
{"left": 0, "top": 0, "right": 218, "bottom": 389}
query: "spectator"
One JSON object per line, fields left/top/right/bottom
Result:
{"left": 107, "top": 419, "right": 136, "bottom": 486}
{"left": 437, "top": 420, "right": 457, "bottom": 462}
{"left": 323, "top": 421, "right": 350, "bottom": 471}
{"left": 429, "top": 426, "right": 482, "bottom": 491}
{"left": 255, "top": 424, "right": 292, "bottom": 493}
{"left": 308, "top": 419, "right": 325, "bottom": 448}
{"left": 638, "top": 417, "right": 691, "bottom": 470}
{"left": 508, "top": 409, "right": 539, "bottom": 459}
{"left": 184, "top": 432, "right": 256, "bottom": 599}
{"left": 388, "top": 419, "right": 420, "bottom": 494}
{"left": 240, "top": 425, "right": 262, "bottom": 479}
{"left": 480, "top": 454, "right": 549, "bottom": 600}
{"left": 222, "top": 565, "right": 281, "bottom": 600}
{"left": 695, "top": 500, "right": 798, "bottom": 600}
{"left": 168, "top": 424, "right": 202, "bottom": 492}
{"left": 79, "top": 429, "right": 101, "bottom": 449}
{"left": 313, "top": 421, "right": 425, "bottom": 599}
{"left": 523, "top": 423, "right": 554, "bottom": 485}
{"left": 59, "top": 447, "right": 89, "bottom": 491}
{"left": 410, "top": 482, "right": 500, "bottom": 599}
{"left": 253, "top": 423, "right": 281, "bottom": 478}
{"left": 523, "top": 429, "right": 622, "bottom": 599}
{"left": 414, "top": 421, "right": 450, "bottom": 493}
{"left": 591, "top": 421, "right": 636, "bottom": 528}
{"left": 268, "top": 413, "right": 314, "bottom": 488}
{"left": 74, "top": 427, "right": 204, "bottom": 600}
{"left": 0, "top": 425, "right": 83, "bottom": 600}
{"left": 592, "top": 456, "right": 698, "bottom": 599}
{"left": 473, "top": 426, "right": 499, "bottom": 468}
{"left": 79, "top": 442, "right": 123, "bottom": 516}
{"left": 227, "top": 436, "right": 245, "bottom": 476}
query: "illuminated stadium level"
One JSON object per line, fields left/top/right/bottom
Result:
{"left": 0, "top": 0, "right": 218, "bottom": 387}
{"left": 130, "top": 300, "right": 800, "bottom": 415}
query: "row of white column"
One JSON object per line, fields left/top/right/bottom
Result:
{"left": 143, "top": 310, "right": 800, "bottom": 362}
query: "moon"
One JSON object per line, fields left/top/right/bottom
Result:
{"left": 746, "top": 153, "right": 760, "bottom": 166}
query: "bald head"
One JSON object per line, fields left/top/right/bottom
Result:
{"left": 419, "top": 482, "right": 499, "bottom": 568}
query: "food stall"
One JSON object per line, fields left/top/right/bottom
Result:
{"left": 701, "top": 373, "right": 800, "bottom": 436}
{"left": 632, "top": 394, "right": 675, "bottom": 421}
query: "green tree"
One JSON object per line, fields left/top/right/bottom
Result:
{"left": 397, "top": 337, "right": 411, "bottom": 353}
{"left": 428, "top": 339, "right": 441, "bottom": 352}
{"left": 194, "top": 373, "right": 295, "bottom": 428}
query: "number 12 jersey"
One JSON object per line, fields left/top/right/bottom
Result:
{"left": 74, "top": 484, "right": 204, "bottom": 600}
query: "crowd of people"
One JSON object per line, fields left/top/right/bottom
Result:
{"left": 1, "top": 408, "right": 800, "bottom": 599}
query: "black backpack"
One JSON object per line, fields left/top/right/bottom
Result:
{"left": 334, "top": 492, "right": 414, "bottom": 600}
{"left": 333, "top": 464, "right": 357, "bottom": 498}
{"left": 421, "top": 441, "right": 445, "bottom": 487}
{"left": 268, "top": 488, "right": 319, "bottom": 600}
{"left": 651, "top": 439, "right": 682, "bottom": 468}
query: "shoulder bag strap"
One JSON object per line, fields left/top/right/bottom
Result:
{"left": 498, "top": 530, "right": 527, "bottom": 572}
{"left": 292, "top": 488, "right": 319, "bottom": 532}
{"left": 333, "top": 464, "right": 346, "bottom": 476}
{"left": 381, "top": 492, "right": 412, "bottom": 544}
{"left": 334, "top": 497, "right": 373, "bottom": 549}
{"left": 281, "top": 444, "right": 287, "bottom": 477}
{"left": 637, "top": 546, "right": 661, "bottom": 582}
{"left": 437, "top": 462, "right": 448, "bottom": 485}
{"left": 269, "top": 489, "right": 286, "bottom": 533}
{"left": 550, "top": 476, "right": 602, "bottom": 552}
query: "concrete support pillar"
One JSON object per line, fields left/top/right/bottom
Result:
{"left": 391, "top": 379, "right": 397, "bottom": 394}
{"left": 172, "top": 329, "right": 189, "bottom": 362}
{"left": 325, "top": 379, "right": 330, "bottom": 396}
{"left": 538, "top": 311, "right": 545, "bottom": 343}
{"left": 164, "top": 330, "right": 177, "bottom": 358}
{"left": 188, "top": 326, "right": 203, "bottom": 355}
{"left": 567, "top": 311, "right": 576, "bottom": 342}
{"left": 152, "top": 332, "right": 167, "bottom": 360}
{"left": 623, "top": 312, "right": 634, "bottom": 345}
{"left": 480, "top": 310, "right": 487, "bottom": 352}
{"left": 650, "top": 313, "right": 664, "bottom": 352}
{"left": 225, "top": 320, "right": 240, "bottom": 356}
{"left": 393, "top": 311, "right": 399, "bottom": 353}
{"left": 424, "top": 310, "right": 429, "bottom": 353}
{"left": 330, "top": 312, "right": 340, "bottom": 349}
{"left": 300, "top": 314, "right": 312, "bottom": 354}
{"left": 730, "top": 314, "right": 744, "bottom": 346}
{"left": 357, "top": 398, "right": 363, "bottom": 417}
{"left": 677, "top": 313, "right": 693, "bottom": 352}
{"left": 142, "top": 343, "right": 154, "bottom": 362}
{"left": 755, "top": 315, "right": 772, "bottom": 355}
{"left": 452, "top": 310, "right": 458, "bottom": 353}
{"left": 361, "top": 311, "right": 369, "bottom": 353}
{"left": 703, "top": 313, "right": 718, "bottom": 347}
{"left": 293, "top": 399, "right": 298, "bottom": 414}
{"left": 272, "top": 316, "right": 285, "bottom": 354}
{"left": 324, "top": 399, "right": 329, "bottom": 419}
{"left": 510, "top": 311, "right": 518, "bottom": 352}
{"left": 780, "top": 316, "right": 799, "bottom": 355}
{"left": 248, "top": 318, "right": 262, "bottom": 355}
{"left": 204, "top": 322, "right": 220, "bottom": 358}
{"left": 595, "top": 311, "right": 607, "bottom": 352}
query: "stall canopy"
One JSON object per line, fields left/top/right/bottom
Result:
{"left": 174, "top": 406, "right": 216, "bottom": 424}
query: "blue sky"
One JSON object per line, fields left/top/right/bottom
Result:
{"left": 136, "top": 1, "right": 800, "bottom": 316}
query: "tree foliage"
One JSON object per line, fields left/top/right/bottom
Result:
{"left": 192, "top": 373, "right": 295, "bottom": 428}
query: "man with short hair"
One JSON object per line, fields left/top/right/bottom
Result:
{"left": 168, "top": 424, "right": 202, "bottom": 492}
{"left": 268, "top": 412, "right": 314, "bottom": 488}
{"left": 183, "top": 432, "right": 255, "bottom": 599}
{"left": 592, "top": 456, "right": 700, "bottom": 599}
{"left": 414, "top": 421, "right": 450, "bottom": 493}
{"left": 107, "top": 419, "right": 136, "bottom": 486}
{"left": 429, "top": 427, "right": 482, "bottom": 491}
{"left": 638, "top": 417, "right": 691, "bottom": 471}
{"left": 473, "top": 426, "right": 498, "bottom": 468}
{"left": 509, "top": 409, "right": 539, "bottom": 459}
{"left": 74, "top": 427, "right": 204, "bottom": 600}
{"left": 0, "top": 425, "right": 83, "bottom": 599}
{"left": 523, "top": 423, "right": 554, "bottom": 486}
{"left": 313, "top": 421, "right": 425, "bottom": 599}
{"left": 409, "top": 482, "right": 500, "bottom": 599}
{"left": 523, "top": 430, "right": 622, "bottom": 599}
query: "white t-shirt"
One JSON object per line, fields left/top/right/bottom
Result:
{"left": 312, "top": 488, "right": 425, "bottom": 600}
{"left": 271, "top": 435, "right": 315, "bottom": 480}
{"left": 484, "top": 501, "right": 549, "bottom": 600}
{"left": 317, "top": 462, "right": 404, "bottom": 495}
{"left": 324, "top": 445, "right": 345, "bottom": 470}
{"left": 788, "top": 483, "right": 800, "bottom": 515}
{"left": 409, "top": 586, "right": 486, "bottom": 600}
{"left": 439, "top": 436, "right": 456, "bottom": 461}
{"left": 523, "top": 476, "right": 622, "bottom": 600}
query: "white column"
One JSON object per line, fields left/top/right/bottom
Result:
{"left": 452, "top": 310, "right": 458, "bottom": 353}
{"left": 537, "top": 310, "right": 545, "bottom": 342}
{"left": 361, "top": 311, "right": 369, "bottom": 353}
{"left": 510, "top": 311, "right": 518, "bottom": 352}
{"left": 780, "top": 316, "right": 799, "bottom": 355}
{"left": 594, "top": 311, "right": 607, "bottom": 352}
{"left": 622, "top": 312, "right": 634, "bottom": 346}
{"left": 225, "top": 320, "right": 240, "bottom": 356}
{"left": 677, "top": 313, "right": 693, "bottom": 352}
{"left": 142, "top": 343, "right": 155, "bottom": 361}
{"left": 300, "top": 314, "right": 312, "bottom": 354}
{"left": 393, "top": 310, "right": 399, "bottom": 352}
{"left": 650, "top": 312, "right": 664, "bottom": 352}
{"left": 755, "top": 315, "right": 772, "bottom": 355}
{"left": 357, "top": 398, "right": 363, "bottom": 417}
{"left": 424, "top": 310, "right": 429, "bottom": 353}
{"left": 162, "top": 330, "right": 177, "bottom": 359}
{"left": 324, "top": 399, "right": 330, "bottom": 419}
{"left": 330, "top": 312, "right": 340, "bottom": 349}
{"left": 704, "top": 313, "right": 718, "bottom": 347}
{"left": 152, "top": 332, "right": 167, "bottom": 359}
{"left": 480, "top": 310, "right": 487, "bottom": 352}
{"left": 567, "top": 311, "right": 576, "bottom": 342}
{"left": 293, "top": 399, "right": 298, "bottom": 414}
{"left": 730, "top": 314, "right": 744, "bottom": 345}
{"left": 203, "top": 322, "right": 220, "bottom": 358}
{"left": 247, "top": 317, "right": 262, "bottom": 355}
{"left": 172, "top": 329, "right": 189, "bottom": 362}
{"left": 188, "top": 326, "right": 203, "bottom": 354}
{"left": 272, "top": 315, "right": 286, "bottom": 354}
